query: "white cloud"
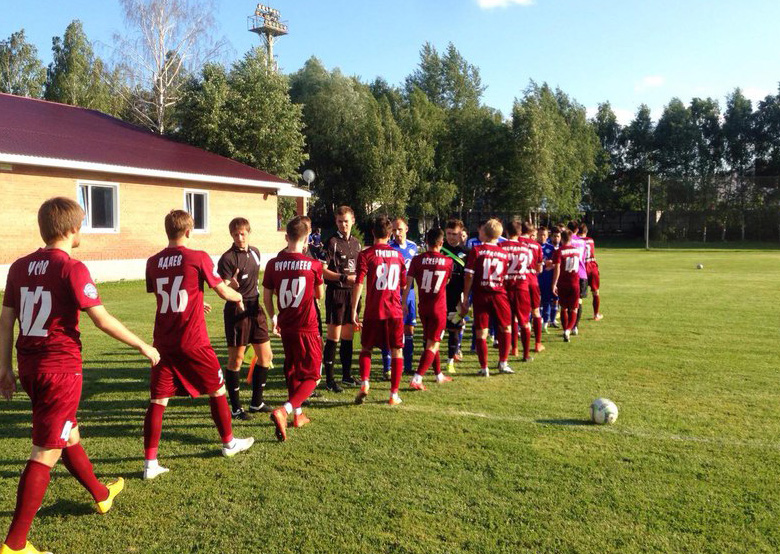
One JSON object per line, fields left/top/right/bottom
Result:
{"left": 586, "top": 106, "right": 640, "bottom": 126}
{"left": 476, "top": 0, "right": 534, "bottom": 9}
{"left": 634, "top": 75, "right": 665, "bottom": 92}
{"left": 741, "top": 86, "right": 771, "bottom": 103}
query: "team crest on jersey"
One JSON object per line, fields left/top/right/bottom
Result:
{"left": 83, "top": 283, "right": 98, "bottom": 299}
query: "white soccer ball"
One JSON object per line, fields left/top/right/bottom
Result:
{"left": 590, "top": 398, "right": 618, "bottom": 425}
{"left": 696, "top": 263, "right": 704, "bottom": 269}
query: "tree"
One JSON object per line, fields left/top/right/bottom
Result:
{"left": 723, "top": 88, "right": 756, "bottom": 239}
{"left": 0, "top": 29, "right": 46, "bottom": 97}
{"left": 114, "top": 0, "right": 227, "bottom": 134}
{"left": 586, "top": 102, "right": 625, "bottom": 210}
{"left": 44, "top": 20, "right": 119, "bottom": 114}
{"left": 175, "top": 49, "right": 307, "bottom": 181}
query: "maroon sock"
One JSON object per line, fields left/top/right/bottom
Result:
{"left": 498, "top": 331, "right": 511, "bottom": 363}
{"left": 521, "top": 324, "right": 531, "bottom": 358}
{"left": 4, "top": 460, "right": 51, "bottom": 550}
{"left": 61, "top": 443, "right": 109, "bottom": 502}
{"left": 288, "top": 379, "right": 317, "bottom": 409}
{"left": 359, "top": 350, "right": 371, "bottom": 382}
{"left": 567, "top": 309, "right": 578, "bottom": 331}
{"left": 476, "top": 338, "right": 488, "bottom": 369}
{"left": 533, "top": 316, "right": 543, "bottom": 346}
{"left": 593, "top": 295, "right": 600, "bottom": 315}
{"left": 561, "top": 309, "right": 568, "bottom": 330}
{"left": 209, "top": 395, "right": 234, "bottom": 444}
{"left": 511, "top": 318, "right": 518, "bottom": 352}
{"left": 287, "top": 376, "right": 299, "bottom": 400}
{"left": 390, "top": 357, "right": 403, "bottom": 394}
{"left": 416, "top": 349, "right": 435, "bottom": 376}
{"left": 433, "top": 352, "right": 441, "bottom": 375}
{"left": 143, "top": 402, "right": 166, "bottom": 461}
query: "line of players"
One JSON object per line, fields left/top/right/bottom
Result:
{"left": 0, "top": 198, "right": 602, "bottom": 554}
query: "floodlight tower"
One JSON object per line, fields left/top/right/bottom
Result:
{"left": 248, "top": 4, "right": 288, "bottom": 71}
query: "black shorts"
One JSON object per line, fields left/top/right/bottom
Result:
{"left": 325, "top": 286, "right": 360, "bottom": 326}
{"left": 224, "top": 298, "right": 270, "bottom": 347}
{"left": 579, "top": 278, "right": 589, "bottom": 299}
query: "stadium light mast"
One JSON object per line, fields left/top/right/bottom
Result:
{"left": 248, "top": 4, "right": 288, "bottom": 71}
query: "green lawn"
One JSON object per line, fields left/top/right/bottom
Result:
{"left": 1, "top": 248, "right": 779, "bottom": 553}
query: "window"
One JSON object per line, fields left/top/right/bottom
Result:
{"left": 78, "top": 181, "right": 119, "bottom": 232}
{"left": 184, "top": 190, "right": 209, "bottom": 232}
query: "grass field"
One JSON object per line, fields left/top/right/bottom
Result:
{"left": 1, "top": 247, "right": 779, "bottom": 553}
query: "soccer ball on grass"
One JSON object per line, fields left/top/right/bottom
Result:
{"left": 590, "top": 398, "right": 618, "bottom": 425}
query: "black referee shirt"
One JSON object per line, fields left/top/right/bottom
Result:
{"left": 325, "top": 231, "right": 361, "bottom": 289}
{"left": 217, "top": 244, "right": 261, "bottom": 300}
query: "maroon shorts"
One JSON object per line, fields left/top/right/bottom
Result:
{"left": 420, "top": 312, "right": 447, "bottom": 342}
{"left": 151, "top": 345, "right": 224, "bottom": 399}
{"left": 586, "top": 262, "right": 600, "bottom": 290}
{"left": 527, "top": 278, "right": 541, "bottom": 310}
{"left": 20, "top": 372, "right": 81, "bottom": 449}
{"left": 473, "top": 292, "right": 511, "bottom": 330}
{"left": 361, "top": 318, "right": 404, "bottom": 349}
{"left": 506, "top": 287, "right": 531, "bottom": 327}
{"left": 558, "top": 282, "right": 581, "bottom": 310}
{"left": 281, "top": 331, "right": 322, "bottom": 381}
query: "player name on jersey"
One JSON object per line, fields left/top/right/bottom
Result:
{"left": 27, "top": 260, "right": 50, "bottom": 276}
{"left": 273, "top": 259, "right": 314, "bottom": 272}
{"left": 421, "top": 256, "right": 448, "bottom": 266}
{"left": 157, "top": 254, "right": 183, "bottom": 269}
{"left": 375, "top": 249, "right": 401, "bottom": 258}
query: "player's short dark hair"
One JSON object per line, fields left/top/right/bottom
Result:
{"left": 286, "top": 216, "right": 310, "bottom": 241}
{"left": 394, "top": 217, "right": 408, "bottom": 226}
{"left": 579, "top": 223, "right": 588, "bottom": 234}
{"left": 445, "top": 218, "right": 463, "bottom": 230}
{"left": 550, "top": 227, "right": 561, "bottom": 236}
{"left": 560, "top": 229, "right": 571, "bottom": 244}
{"left": 229, "top": 217, "right": 251, "bottom": 233}
{"left": 38, "top": 197, "right": 84, "bottom": 244}
{"left": 372, "top": 215, "right": 393, "bottom": 239}
{"left": 521, "top": 221, "right": 535, "bottom": 235}
{"left": 426, "top": 228, "right": 444, "bottom": 247}
{"left": 567, "top": 220, "right": 579, "bottom": 232}
{"left": 165, "top": 210, "right": 194, "bottom": 240}
{"left": 506, "top": 220, "right": 523, "bottom": 238}
{"left": 538, "top": 225, "right": 548, "bottom": 233}
{"left": 335, "top": 206, "right": 355, "bottom": 219}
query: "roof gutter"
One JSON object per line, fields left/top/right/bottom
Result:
{"left": 0, "top": 152, "right": 311, "bottom": 198}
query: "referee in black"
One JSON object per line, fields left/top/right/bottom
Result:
{"left": 217, "top": 217, "right": 274, "bottom": 419}
{"left": 322, "top": 206, "right": 362, "bottom": 392}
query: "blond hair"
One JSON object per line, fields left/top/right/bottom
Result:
{"left": 483, "top": 218, "right": 503, "bottom": 240}
{"left": 165, "top": 210, "right": 194, "bottom": 240}
{"left": 38, "top": 197, "right": 84, "bottom": 244}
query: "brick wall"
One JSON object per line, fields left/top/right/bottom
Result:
{"left": 0, "top": 165, "right": 288, "bottom": 265}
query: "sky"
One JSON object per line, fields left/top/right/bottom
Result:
{"left": 3, "top": 0, "right": 780, "bottom": 124}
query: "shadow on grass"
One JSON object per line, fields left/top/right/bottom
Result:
{"left": 535, "top": 418, "right": 592, "bottom": 427}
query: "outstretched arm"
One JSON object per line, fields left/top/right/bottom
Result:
{"left": 85, "top": 305, "right": 160, "bottom": 366}
{"left": 213, "top": 282, "right": 245, "bottom": 312}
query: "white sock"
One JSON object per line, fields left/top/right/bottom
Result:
{"left": 447, "top": 358, "right": 454, "bottom": 364}
{"left": 224, "top": 438, "right": 236, "bottom": 448}
{"left": 391, "top": 392, "right": 401, "bottom": 401}
{"left": 436, "top": 373, "right": 445, "bottom": 382}
{"left": 144, "top": 459, "right": 158, "bottom": 469}
{"left": 294, "top": 407, "right": 302, "bottom": 416}
{"left": 362, "top": 380, "right": 370, "bottom": 390}
{"left": 284, "top": 402, "right": 293, "bottom": 415}
{"left": 412, "top": 374, "right": 422, "bottom": 384}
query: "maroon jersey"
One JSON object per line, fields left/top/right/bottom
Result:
{"left": 520, "top": 237, "right": 543, "bottom": 284}
{"left": 499, "top": 240, "right": 530, "bottom": 291}
{"left": 146, "top": 246, "right": 222, "bottom": 350}
{"left": 407, "top": 251, "right": 453, "bottom": 317}
{"left": 355, "top": 243, "right": 407, "bottom": 320}
{"left": 262, "top": 252, "right": 323, "bottom": 334}
{"left": 552, "top": 244, "right": 581, "bottom": 288}
{"left": 464, "top": 243, "right": 510, "bottom": 296}
{"left": 2, "top": 248, "right": 101, "bottom": 375}
{"left": 583, "top": 237, "right": 597, "bottom": 263}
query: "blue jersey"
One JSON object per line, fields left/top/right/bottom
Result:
{"left": 389, "top": 238, "right": 418, "bottom": 292}
{"left": 538, "top": 240, "right": 559, "bottom": 288}
{"left": 466, "top": 236, "right": 506, "bottom": 249}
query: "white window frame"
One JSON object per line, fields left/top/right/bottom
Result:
{"left": 183, "top": 189, "right": 209, "bottom": 233}
{"left": 77, "top": 180, "right": 120, "bottom": 234}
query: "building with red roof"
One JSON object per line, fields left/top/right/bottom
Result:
{"left": 0, "top": 92, "right": 309, "bottom": 283}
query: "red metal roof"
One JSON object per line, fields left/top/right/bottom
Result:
{"left": 0, "top": 92, "right": 291, "bottom": 186}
